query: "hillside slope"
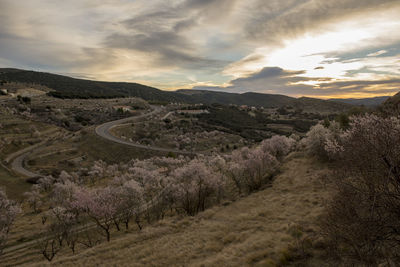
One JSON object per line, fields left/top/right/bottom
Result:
{"left": 381, "top": 91, "right": 400, "bottom": 115}
{"left": 177, "top": 89, "right": 295, "bottom": 108}
{"left": 329, "top": 96, "right": 390, "bottom": 106}
{"left": 0, "top": 68, "right": 351, "bottom": 113}
{"left": 15, "top": 153, "right": 329, "bottom": 267}
{"left": 0, "top": 68, "right": 188, "bottom": 102}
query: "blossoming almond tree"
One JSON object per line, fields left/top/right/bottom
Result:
{"left": 0, "top": 189, "right": 21, "bottom": 256}
{"left": 70, "top": 186, "right": 119, "bottom": 242}
{"left": 170, "top": 159, "right": 224, "bottom": 216}
{"left": 114, "top": 180, "right": 144, "bottom": 230}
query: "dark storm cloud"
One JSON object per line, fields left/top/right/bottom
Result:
{"left": 195, "top": 66, "right": 400, "bottom": 97}
{"left": 227, "top": 67, "right": 314, "bottom": 94}
{"left": 194, "top": 67, "right": 313, "bottom": 94}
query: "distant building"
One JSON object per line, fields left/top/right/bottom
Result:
{"left": 113, "top": 105, "right": 132, "bottom": 112}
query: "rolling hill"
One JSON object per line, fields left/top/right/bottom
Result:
{"left": 0, "top": 68, "right": 188, "bottom": 102}
{"left": 0, "top": 68, "right": 351, "bottom": 113}
{"left": 380, "top": 91, "right": 400, "bottom": 115}
{"left": 329, "top": 96, "right": 390, "bottom": 106}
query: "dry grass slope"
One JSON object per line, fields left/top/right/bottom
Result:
{"left": 16, "top": 153, "right": 330, "bottom": 267}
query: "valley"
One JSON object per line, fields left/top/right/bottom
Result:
{"left": 0, "top": 69, "right": 399, "bottom": 266}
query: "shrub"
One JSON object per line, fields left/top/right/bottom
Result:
{"left": 320, "top": 114, "right": 400, "bottom": 264}
{"left": 302, "top": 121, "right": 342, "bottom": 160}
{"left": 228, "top": 146, "right": 279, "bottom": 194}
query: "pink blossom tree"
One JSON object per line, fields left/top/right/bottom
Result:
{"left": 70, "top": 186, "right": 120, "bottom": 241}
{"left": 37, "top": 175, "right": 55, "bottom": 192}
{"left": 302, "top": 123, "right": 331, "bottom": 158}
{"left": 260, "top": 135, "right": 295, "bottom": 159}
{"left": 24, "top": 188, "right": 42, "bottom": 213}
{"left": 0, "top": 189, "right": 21, "bottom": 256}
{"left": 170, "top": 159, "right": 224, "bottom": 215}
{"left": 227, "top": 146, "right": 279, "bottom": 194}
{"left": 128, "top": 167, "right": 166, "bottom": 222}
{"left": 116, "top": 180, "right": 144, "bottom": 230}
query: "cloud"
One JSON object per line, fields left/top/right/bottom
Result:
{"left": 367, "top": 50, "right": 388, "bottom": 57}
{"left": 195, "top": 67, "right": 313, "bottom": 94}
{"left": 245, "top": 0, "right": 400, "bottom": 44}
{"left": 0, "top": 0, "right": 399, "bottom": 96}
{"left": 101, "top": 0, "right": 240, "bottom": 71}
{"left": 194, "top": 66, "right": 400, "bottom": 98}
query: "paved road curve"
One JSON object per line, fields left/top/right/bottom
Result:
{"left": 9, "top": 105, "right": 196, "bottom": 179}
{"left": 11, "top": 152, "right": 38, "bottom": 178}
{"left": 95, "top": 106, "right": 200, "bottom": 155}
{"left": 3, "top": 106, "right": 203, "bottom": 257}
{"left": 8, "top": 141, "right": 48, "bottom": 178}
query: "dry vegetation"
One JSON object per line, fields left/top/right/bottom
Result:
{"left": 25, "top": 127, "right": 168, "bottom": 176}
{"left": 2, "top": 81, "right": 396, "bottom": 266}
{"left": 3, "top": 153, "right": 331, "bottom": 266}
{"left": 1, "top": 90, "right": 149, "bottom": 131}
{"left": 0, "top": 107, "right": 62, "bottom": 198}
{"left": 110, "top": 111, "right": 247, "bottom": 153}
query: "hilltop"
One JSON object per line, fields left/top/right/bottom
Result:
{"left": 380, "top": 91, "right": 400, "bottom": 115}
{"left": 0, "top": 68, "right": 351, "bottom": 114}
{"left": 329, "top": 96, "right": 390, "bottom": 106}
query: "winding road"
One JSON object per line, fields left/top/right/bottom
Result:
{"left": 6, "top": 141, "right": 47, "bottom": 178}
{"left": 95, "top": 106, "right": 199, "bottom": 155}
{"left": 9, "top": 105, "right": 200, "bottom": 179}
{"left": 11, "top": 153, "right": 38, "bottom": 177}
{"left": 3, "top": 105, "right": 205, "bottom": 258}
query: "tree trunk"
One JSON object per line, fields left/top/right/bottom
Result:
{"left": 114, "top": 220, "right": 121, "bottom": 231}
{"left": 106, "top": 230, "right": 110, "bottom": 242}
{"left": 135, "top": 216, "right": 142, "bottom": 230}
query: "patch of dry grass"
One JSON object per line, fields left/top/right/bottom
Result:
{"left": 0, "top": 164, "right": 30, "bottom": 199}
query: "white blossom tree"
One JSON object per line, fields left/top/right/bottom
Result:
{"left": 0, "top": 189, "right": 21, "bottom": 255}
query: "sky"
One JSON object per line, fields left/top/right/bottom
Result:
{"left": 0, "top": 0, "right": 400, "bottom": 98}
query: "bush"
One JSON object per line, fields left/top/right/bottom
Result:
{"left": 302, "top": 124, "right": 331, "bottom": 159}
{"left": 320, "top": 114, "right": 400, "bottom": 265}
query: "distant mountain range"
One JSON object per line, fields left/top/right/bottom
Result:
{"left": 0, "top": 68, "right": 352, "bottom": 114}
{"left": 329, "top": 96, "right": 390, "bottom": 106}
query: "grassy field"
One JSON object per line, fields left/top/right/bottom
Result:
{"left": 110, "top": 117, "right": 246, "bottom": 153}
{"left": 26, "top": 126, "right": 169, "bottom": 175}
{"left": 0, "top": 164, "right": 30, "bottom": 200}
{"left": 0, "top": 112, "right": 60, "bottom": 199}
{"left": 1, "top": 153, "right": 331, "bottom": 266}
{"left": 0, "top": 114, "right": 54, "bottom": 159}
